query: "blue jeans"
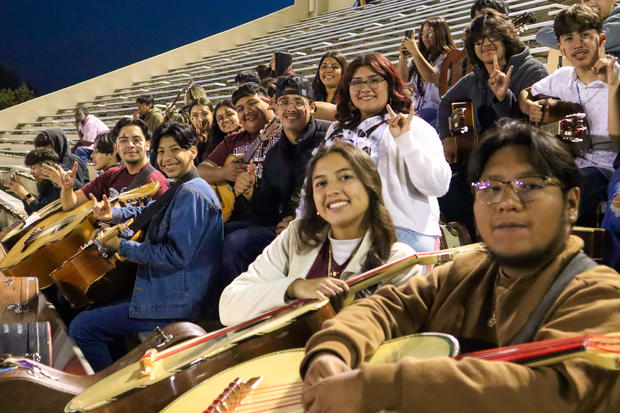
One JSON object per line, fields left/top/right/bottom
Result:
{"left": 74, "top": 147, "right": 93, "bottom": 166}
{"left": 395, "top": 227, "right": 439, "bottom": 275}
{"left": 220, "top": 222, "right": 276, "bottom": 289}
{"left": 68, "top": 300, "right": 179, "bottom": 372}
{"left": 395, "top": 227, "right": 439, "bottom": 253}
{"left": 578, "top": 166, "right": 612, "bottom": 227}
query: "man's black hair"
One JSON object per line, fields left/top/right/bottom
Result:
{"left": 468, "top": 119, "right": 580, "bottom": 191}
{"left": 113, "top": 117, "right": 151, "bottom": 141}
{"left": 25, "top": 147, "right": 59, "bottom": 167}
{"left": 470, "top": 0, "right": 509, "bottom": 18}
{"left": 231, "top": 82, "right": 268, "bottom": 106}
{"left": 151, "top": 122, "right": 197, "bottom": 154}
{"left": 94, "top": 133, "right": 121, "bottom": 161}
{"left": 554, "top": 4, "right": 603, "bottom": 39}
{"left": 234, "top": 70, "right": 260, "bottom": 85}
{"left": 136, "top": 94, "right": 155, "bottom": 107}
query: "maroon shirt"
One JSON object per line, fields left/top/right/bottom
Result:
{"left": 207, "top": 129, "right": 279, "bottom": 179}
{"left": 305, "top": 241, "right": 353, "bottom": 280}
{"left": 80, "top": 163, "right": 169, "bottom": 200}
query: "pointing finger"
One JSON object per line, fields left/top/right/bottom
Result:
{"left": 406, "top": 102, "right": 416, "bottom": 122}
{"left": 493, "top": 55, "right": 500, "bottom": 71}
{"left": 599, "top": 38, "right": 607, "bottom": 57}
{"left": 386, "top": 104, "right": 397, "bottom": 118}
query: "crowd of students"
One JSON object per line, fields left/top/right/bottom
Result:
{"left": 3, "top": 0, "right": 620, "bottom": 410}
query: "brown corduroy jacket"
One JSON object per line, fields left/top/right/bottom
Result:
{"left": 303, "top": 236, "right": 620, "bottom": 413}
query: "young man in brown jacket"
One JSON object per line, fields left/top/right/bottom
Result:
{"left": 301, "top": 120, "right": 620, "bottom": 413}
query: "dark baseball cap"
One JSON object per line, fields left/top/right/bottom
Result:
{"left": 274, "top": 75, "right": 314, "bottom": 101}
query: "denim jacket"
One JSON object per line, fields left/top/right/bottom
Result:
{"left": 113, "top": 177, "right": 223, "bottom": 320}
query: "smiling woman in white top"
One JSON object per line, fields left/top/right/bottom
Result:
{"left": 321, "top": 52, "right": 451, "bottom": 254}
{"left": 219, "top": 142, "right": 419, "bottom": 326}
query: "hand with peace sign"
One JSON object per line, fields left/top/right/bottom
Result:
{"left": 386, "top": 103, "right": 416, "bottom": 138}
{"left": 591, "top": 39, "right": 619, "bottom": 84}
{"left": 488, "top": 55, "right": 514, "bottom": 102}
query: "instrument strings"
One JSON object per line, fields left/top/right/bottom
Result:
{"left": 210, "top": 381, "right": 304, "bottom": 413}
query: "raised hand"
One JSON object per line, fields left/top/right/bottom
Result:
{"left": 40, "top": 163, "right": 63, "bottom": 187}
{"left": 402, "top": 29, "right": 417, "bottom": 55}
{"left": 590, "top": 39, "right": 618, "bottom": 85}
{"left": 233, "top": 161, "right": 256, "bottom": 199}
{"left": 285, "top": 277, "right": 349, "bottom": 301}
{"left": 3, "top": 174, "right": 28, "bottom": 199}
{"left": 488, "top": 55, "right": 513, "bottom": 102}
{"left": 90, "top": 193, "right": 114, "bottom": 221}
{"left": 386, "top": 102, "right": 416, "bottom": 138}
{"left": 56, "top": 161, "right": 78, "bottom": 189}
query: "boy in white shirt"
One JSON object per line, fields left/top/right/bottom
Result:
{"left": 521, "top": 4, "right": 620, "bottom": 226}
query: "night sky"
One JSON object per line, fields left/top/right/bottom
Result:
{"left": 0, "top": 0, "right": 293, "bottom": 95}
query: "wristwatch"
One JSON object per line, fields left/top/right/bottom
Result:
{"left": 25, "top": 193, "right": 34, "bottom": 201}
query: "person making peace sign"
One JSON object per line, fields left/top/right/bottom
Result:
{"left": 436, "top": 9, "right": 548, "bottom": 238}
{"left": 319, "top": 52, "right": 451, "bottom": 254}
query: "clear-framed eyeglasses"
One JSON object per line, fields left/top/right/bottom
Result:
{"left": 471, "top": 176, "right": 564, "bottom": 205}
{"left": 349, "top": 75, "right": 386, "bottom": 90}
{"left": 276, "top": 97, "right": 308, "bottom": 110}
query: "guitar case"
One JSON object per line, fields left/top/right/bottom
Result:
{"left": 0, "top": 322, "right": 52, "bottom": 366}
{"left": 0, "top": 321, "right": 207, "bottom": 413}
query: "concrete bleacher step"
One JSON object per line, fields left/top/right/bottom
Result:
{"left": 0, "top": 0, "right": 563, "bottom": 138}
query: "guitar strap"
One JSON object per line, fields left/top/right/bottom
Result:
{"left": 126, "top": 165, "right": 156, "bottom": 191}
{"left": 126, "top": 169, "right": 199, "bottom": 235}
{"left": 509, "top": 252, "right": 597, "bottom": 345}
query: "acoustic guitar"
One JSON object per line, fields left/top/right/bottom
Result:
{"left": 64, "top": 243, "right": 485, "bottom": 413}
{"left": 445, "top": 101, "right": 477, "bottom": 163}
{"left": 48, "top": 219, "right": 143, "bottom": 308}
{"left": 1, "top": 198, "right": 64, "bottom": 250}
{"left": 0, "top": 182, "right": 160, "bottom": 289}
{"left": 212, "top": 117, "right": 282, "bottom": 222}
{"left": 438, "top": 12, "right": 535, "bottom": 97}
{"left": 160, "top": 332, "right": 620, "bottom": 413}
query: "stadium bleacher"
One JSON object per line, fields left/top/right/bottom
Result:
{"left": 0, "top": 0, "right": 566, "bottom": 222}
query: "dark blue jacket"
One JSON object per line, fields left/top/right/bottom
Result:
{"left": 113, "top": 177, "right": 223, "bottom": 320}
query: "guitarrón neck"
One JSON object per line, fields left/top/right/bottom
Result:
{"left": 459, "top": 335, "right": 589, "bottom": 364}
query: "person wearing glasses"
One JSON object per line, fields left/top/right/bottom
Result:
{"left": 319, "top": 52, "right": 450, "bottom": 254}
{"left": 301, "top": 120, "right": 620, "bottom": 413}
{"left": 219, "top": 76, "right": 331, "bottom": 290}
{"left": 397, "top": 17, "right": 456, "bottom": 128}
{"left": 437, "top": 9, "right": 548, "bottom": 240}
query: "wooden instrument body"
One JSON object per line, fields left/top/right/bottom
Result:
{"left": 210, "top": 153, "right": 238, "bottom": 223}
{"left": 65, "top": 301, "right": 336, "bottom": 413}
{"left": 0, "top": 322, "right": 207, "bottom": 413}
{"left": 66, "top": 244, "right": 485, "bottom": 413}
{"left": 446, "top": 101, "right": 477, "bottom": 163}
{"left": 159, "top": 333, "right": 459, "bottom": 413}
{"left": 49, "top": 247, "right": 138, "bottom": 308}
{"left": 0, "top": 200, "right": 96, "bottom": 289}
{"left": 1, "top": 198, "right": 63, "bottom": 250}
{"left": 0, "top": 181, "right": 161, "bottom": 289}
{"left": 438, "top": 48, "right": 472, "bottom": 97}
{"left": 49, "top": 221, "right": 142, "bottom": 308}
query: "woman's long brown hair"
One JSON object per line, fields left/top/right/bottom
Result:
{"left": 408, "top": 16, "right": 456, "bottom": 80}
{"left": 297, "top": 142, "right": 396, "bottom": 270}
